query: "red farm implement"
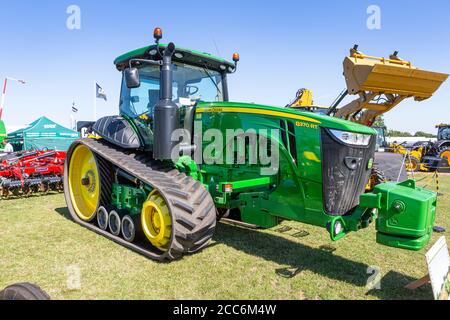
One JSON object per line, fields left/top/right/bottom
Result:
{"left": 0, "top": 150, "right": 66, "bottom": 198}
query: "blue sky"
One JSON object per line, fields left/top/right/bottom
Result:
{"left": 0, "top": 0, "right": 449, "bottom": 133}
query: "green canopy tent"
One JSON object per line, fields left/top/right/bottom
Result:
{"left": 0, "top": 120, "right": 6, "bottom": 144}
{"left": 8, "top": 116, "right": 80, "bottom": 151}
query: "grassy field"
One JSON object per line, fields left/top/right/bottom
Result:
{"left": 0, "top": 173, "right": 449, "bottom": 300}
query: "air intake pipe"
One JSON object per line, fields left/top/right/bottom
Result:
{"left": 153, "top": 42, "right": 180, "bottom": 160}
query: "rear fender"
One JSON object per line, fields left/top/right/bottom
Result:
{"left": 435, "top": 140, "right": 450, "bottom": 150}
{"left": 92, "top": 116, "right": 147, "bottom": 150}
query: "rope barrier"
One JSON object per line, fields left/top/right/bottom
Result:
{"left": 388, "top": 149, "right": 448, "bottom": 195}
{"left": 398, "top": 152, "right": 408, "bottom": 182}
{"left": 409, "top": 166, "right": 445, "bottom": 195}
{"left": 415, "top": 176, "right": 429, "bottom": 183}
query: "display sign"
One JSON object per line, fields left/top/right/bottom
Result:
{"left": 426, "top": 237, "right": 450, "bottom": 300}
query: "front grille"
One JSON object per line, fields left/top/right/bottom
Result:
{"left": 321, "top": 128, "right": 376, "bottom": 216}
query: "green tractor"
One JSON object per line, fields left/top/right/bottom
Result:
{"left": 64, "top": 29, "right": 438, "bottom": 261}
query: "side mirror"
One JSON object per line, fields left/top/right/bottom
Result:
{"left": 125, "top": 68, "right": 141, "bottom": 88}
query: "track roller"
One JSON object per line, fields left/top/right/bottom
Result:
{"left": 97, "top": 206, "right": 109, "bottom": 231}
{"left": 121, "top": 215, "right": 142, "bottom": 243}
{"left": 108, "top": 210, "right": 122, "bottom": 236}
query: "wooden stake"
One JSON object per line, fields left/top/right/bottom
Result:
{"left": 405, "top": 274, "right": 431, "bottom": 290}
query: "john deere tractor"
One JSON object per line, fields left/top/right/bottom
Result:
{"left": 65, "top": 29, "right": 440, "bottom": 261}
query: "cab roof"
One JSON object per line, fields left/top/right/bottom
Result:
{"left": 114, "top": 44, "right": 235, "bottom": 73}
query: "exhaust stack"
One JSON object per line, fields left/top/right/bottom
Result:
{"left": 153, "top": 42, "right": 180, "bottom": 160}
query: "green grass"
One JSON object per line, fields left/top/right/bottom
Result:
{"left": 0, "top": 173, "right": 449, "bottom": 300}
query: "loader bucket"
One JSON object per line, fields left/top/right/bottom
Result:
{"left": 343, "top": 54, "right": 449, "bottom": 100}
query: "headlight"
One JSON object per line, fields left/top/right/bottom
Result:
{"left": 334, "top": 221, "right": 344, "bottom": 236}
{"left": 329, "top": 129, "right": 372, "bottom": 146}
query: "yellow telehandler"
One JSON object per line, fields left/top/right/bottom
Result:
{"left": 390, "top": 123, "right": 450, "bottom": 172}
{"left": 288, "top": 45, "right": 448, "bottom": 186}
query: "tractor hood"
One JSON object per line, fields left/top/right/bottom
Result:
{"left": 197, "top": 102, "right": 376, "bottom": 135}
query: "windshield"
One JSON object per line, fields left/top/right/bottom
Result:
{"left": 374, "top": 127, "right": 386, "bottom": 149}
{"left": 438, "top": 127, "right": 450, "bottom": 140}
{"left": 120, "top": 62, "right": 224, "bottom": 119}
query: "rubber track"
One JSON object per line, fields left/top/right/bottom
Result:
{"left": 64, "top": 139, "right": 217, "bottom": 261}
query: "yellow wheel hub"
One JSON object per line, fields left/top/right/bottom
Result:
{"left": 406, "top": 160, "right": 418, "bottom": 172}
{"left": 141, "top": 191, "right": 172, "bottom": 251}
{"left": 68, "top": 145, "right": 100, "bottom": 221}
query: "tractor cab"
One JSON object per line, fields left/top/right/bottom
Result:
{"left": 118, "top": 48, "right": 230, "bottom": 132}
{"left": 437, "top": 124, "right": 450, "bottom": 141}
{"left": 95, "top": 28, "right": 239, "bottom": 158}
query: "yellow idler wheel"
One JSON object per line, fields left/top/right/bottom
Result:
{"left": 68, "top": 144, "right": 100, "bottom": 222}
{"left": 141, "top": 191, "right": 172, "bottom": 251}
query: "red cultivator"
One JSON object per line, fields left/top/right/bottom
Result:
{"left": 0, "top": 150, "right": 66, "bottom": 198}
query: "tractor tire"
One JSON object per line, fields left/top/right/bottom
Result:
{"left": 64, "top": 139, "right": 217, "bottom": 262}
{"left": 438, "top": 146, "right": 450, "bottom": 167}
{"left": 0, "top": 283, "right": 50, "bottom": 300}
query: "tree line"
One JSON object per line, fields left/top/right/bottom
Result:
{"left": 373, "top": 117, "right": 437, "bottom": 138}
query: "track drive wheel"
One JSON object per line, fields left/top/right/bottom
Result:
{"left": 67, "top": 144, "right": 100, "bottom": 222}
{"left": 140, "top": 184, "right": 217, "bottom": 260}
{"left": 141, "top": 191, "right": 172, "bottom": 251}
